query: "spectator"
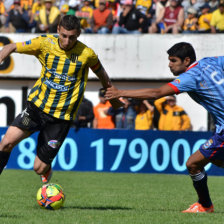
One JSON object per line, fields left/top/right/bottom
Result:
{"left": 182, "top": 7, "right": 198, "bottom": 33}
{"left": 0, "top": 0, "right": 6, "bottom": 30}
{"left": 210, "top": 0, "right": 224, "bottom": 33}
{"left": 154, "top": 96, "right": 191, "bottom": 131}
{"left": 182, "top": 0, "right": 204, "bottom": 15}
{"left": 35, "top": 0, "right": 60, "bottom": 33}
{"left": 73, "top": 97, "right": 94, "bottom": 129}
{"left": 208, "top": 0, "right": 219, "bottom": 12}
{"left": 89, "top": 0, "right": 113, "bottom": 34}
{"left": 112, "top": 0, "right": 147, "bottom": 34}
{"left": 197, "top": 3, "right": 212, "bottom": 33}
{"left": 60, "top": 4, "right": 69, "bottom": 16}
{"left": 66, "top": 0, "right": 81, "bottom": 15}
{"left": 108, "top": 97, "right": 136, "bottom": 129}
{"left": 32, "top": 0, "right": 43, "bottom": 22}
{"left": 77, "top": 0, "right": 93, "bottom": 33}
{"left": 136, "top": 0, "right": 154, "bottom": 29}
{"left": 135, "top": 100, "right": 154, "bottom": 130}
{"left": 93, "top": 88, "right": 115, "bottom": 129}
{"left": 20, "top": 0, "right": 33, "bottom": 10}
{"left": 149, "top": 0, "right": 184, "bottom": 33}
{"left": 5, "top": 0, "right": 30, "bottom": 32}
{"left": 107, "top": 0, "right": 120, "bottom": 26}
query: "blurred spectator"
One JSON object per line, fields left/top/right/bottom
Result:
{"left": 0, "top": 0, "right": 6, "bottom": 30}
{"left": 112, "top": 0, "right": 147, "bottom": 34}
{"left": 149, "top": 0, "right": 169, "bottom": 32}
{"left": 73, "top": 97, "right": 94, "bottom": 129}
{"left": 182, "top": 0, "right": 204, "bottom": 15}
{"left": 60, "top": 3, "right": 69, "bottom": 16}
{"left": 93, "top": 88, "right": 115, "bottom": 129}
{"left": 35, "top": 0, "right": 60, "bottom": 33}
{"left": 20, "top": 0, "right": 33, "bottom": 10}
{"left": 149, "top": 0, "right": 184, "bottom": 33}
{"left": 107, "top": 0, "right": 120, "bottom": 26}
{"left": 89, "top": 0, "right": 113, "bottom": 33}
{"left": 108, "top": 97, "right": 136, "bottom": 129}
{"left": 135, "top": 100, "right": 154, "bottom": 130}
{"left": 210, "top": 0, "right": 224, "bottom": 33}
{"left": 32, "top": 0, "right": 43, "bottom": 22}
{"left": 135, "top": 0, "right": 155, "bottom": 30}
{"left": 67, "top": 0, "right": 80, "bottom": 15}
{"left": 5, "top": 0, "right": 30, "bottom": 32}
{"left": 197, "top": 3, "right": 212, "bottom": 33}
{"left": 154, "top": 96, "right": 191, "bottom": 131}
{"left": 77, "top": 0, "right": 93, "bottom": 32}
{"left": 208, "top": 0, "right": 219, "bottom": 12}
{"left": 182, "top": 7, "right": 198, "bottom": 33}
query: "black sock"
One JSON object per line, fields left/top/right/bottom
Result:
{"left": 190, "top": 170, "right": 212, "bottom": 208}
{"left": 0, "top": 151, "right": 11, "bottom": 174}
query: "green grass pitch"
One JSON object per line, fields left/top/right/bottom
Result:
{"left": 1, "top": 170, "right": 224, "bottom": 224}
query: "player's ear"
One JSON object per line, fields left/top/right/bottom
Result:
{"left": 57, "top": 25, "right": 60, "bottom": 33}
{"left": 184, "top": 57, "right": 191, "bottom": 67}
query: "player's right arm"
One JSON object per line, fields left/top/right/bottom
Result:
{"left": 0, "top": 43, "right": 17, "bottom": 64}
{"left": 105, "top": 84, "right": 176, "bottom": 101}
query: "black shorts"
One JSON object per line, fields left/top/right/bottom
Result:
{"left": 11, "top": 101, "right": 72, "bottom": 164}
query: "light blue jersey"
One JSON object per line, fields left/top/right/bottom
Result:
{"left": 169, "top": 56, "right": 224, "bottom": 133}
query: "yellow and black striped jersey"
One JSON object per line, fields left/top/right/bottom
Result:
{"left": 16, "top": 34, "right": 101, "bottom": 120}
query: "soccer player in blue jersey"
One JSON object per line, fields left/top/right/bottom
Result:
{"left": 0, "top": 15, "right": 123, "bottom": 184}
{"left": 105, "top": 42, "right": 224, "bottom": 213}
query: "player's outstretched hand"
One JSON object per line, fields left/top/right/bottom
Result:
{"left": 105, "top": 86, "right": 124, "bottom": 109}
{"left": 105, "top": 86, "right": 120, "bottom": 100}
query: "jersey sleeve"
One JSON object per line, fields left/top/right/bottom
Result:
{"left": 217, "top": 56, "right": 224, "bottom": 70}
{"left": 16, "top": 36, "right": 41, "bottom": 56}
{"left": 168, "top": 71, "right": 198, "bottom": 94}
{"left": 87, "top": 48, "right": 102, "bottom": 73}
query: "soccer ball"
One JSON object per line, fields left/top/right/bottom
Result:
{"left": 36, "top": 183, "right": 65, "bottom": 210}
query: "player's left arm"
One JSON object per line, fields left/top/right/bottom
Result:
{"left": 0, "top": 43, "right": 17, "bottom": 64}
{"left": 92, "top": 61, "right": 124, "bottom": 109}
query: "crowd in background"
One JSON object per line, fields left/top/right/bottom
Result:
{"left": 0, "top": 0, "right": 224, "bottom": 33}
{"left": 73, "top": 88, "right": 192, "bottom": 131}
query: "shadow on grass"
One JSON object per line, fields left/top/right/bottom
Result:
{"left": 64, "top": 205, "right": 132, "bottom": 211}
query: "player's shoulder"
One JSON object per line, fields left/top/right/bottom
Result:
{"left": 37, "top": 34, "right": 59, "bottom": 44}
{"left": 76, "top": 40, "right": 95, "bottom": 54}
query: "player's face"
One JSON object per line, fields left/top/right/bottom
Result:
{"left": 168, "top": 56, "right": 188, "bottom": 76}
{"left": 57, "top": 26, "right": 80, "bottom": 51}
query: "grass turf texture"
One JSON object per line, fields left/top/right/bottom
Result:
{"left": 0, "top": 170, "right": 224, "bottom": 224}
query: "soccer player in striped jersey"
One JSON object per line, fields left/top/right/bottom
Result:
{"left": 0, "top": 15, "right": 123, "bottom": 183}
{"left": 105, "top": 42, "right": 224, "bottom": 213}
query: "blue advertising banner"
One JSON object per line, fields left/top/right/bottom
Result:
{"left": 1, "top": 127, "right": 224, "bottom": 175}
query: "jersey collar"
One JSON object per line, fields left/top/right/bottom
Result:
{"left": 186, "top": 61, "right": 198, "bottom": 71}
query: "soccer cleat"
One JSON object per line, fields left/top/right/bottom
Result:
{"left": 40, "top": 167, "right": 53, "bottom": 184}
{"left": 182, "top": 202, "right": 214, "bottom": 213}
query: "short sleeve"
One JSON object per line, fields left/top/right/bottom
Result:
{"left": 16, "top": 36, "right": 41, "bottom": 56}
{"left": 169, "top": 71, "right": 198, "bottom": 93}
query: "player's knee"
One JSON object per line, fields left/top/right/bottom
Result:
{"left": 186, "top": 159, "right": 199, "bottom": 174}
{"left": 0, "top": 138, "right": 14, "bottom": 152}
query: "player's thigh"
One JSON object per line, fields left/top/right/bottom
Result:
{"left": 36, "top": 119, "right": 71, "bottom": 165}
{"left": 0, "top": 126, "right": 31, "bottom": 151}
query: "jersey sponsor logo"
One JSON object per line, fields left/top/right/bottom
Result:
{"left": 45, "top": 67, "right": 77, "bottom": 81}
{"left": 44, "top": 79, "right": 68, "bottom": 92}
{"left": 174, "top": 79, "right": 180, "bottom": 84}
{"left": 47, "top": 38, "right": 55, "bottom": 45}
{"left": 202, "top": 139, "right": 213, "bottom": 150}
{"left": 70, "top": 53, "right": 79, "bottom": 63}
{"left": 25, "top": 40, "right": 31, "bottom": 45}
{"left": 48, "top": 140, "right": 61, "bottom": 149}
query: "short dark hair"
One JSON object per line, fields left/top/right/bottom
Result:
{"left": 58, "top": 15, "right": 81, "bottom": 31}
{"left": 167, "top": 42, "right": 196, "bottom": 64}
